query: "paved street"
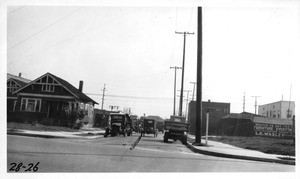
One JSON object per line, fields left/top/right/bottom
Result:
{"left": 7, "top": 134, "right": 295, "bottom": 172}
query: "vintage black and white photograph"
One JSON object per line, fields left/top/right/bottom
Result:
{"left": 1, "top": 0, "right": 299, "bottom": 177}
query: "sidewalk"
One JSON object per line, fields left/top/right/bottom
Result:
{"left": 7, "top": 128, "right": 105, "bottom": 139}
{"left": 187, "top": 135, "right": 295, "bottom": 165}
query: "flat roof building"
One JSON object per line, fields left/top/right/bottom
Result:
{"left": 258, "top": 100, "right": 295, "bottom": 119}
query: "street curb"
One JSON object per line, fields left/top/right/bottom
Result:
{"left": 7, "top": 132, "right": 68, "bottom": 139}
{"left": 186, "top": 142, "right": 295, "bottom": 166}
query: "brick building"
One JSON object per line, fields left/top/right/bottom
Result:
{"left": 188, "top": 100, "right": 230, "bottom": 135}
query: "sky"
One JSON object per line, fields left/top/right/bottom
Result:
{"left": 2, "top": 0, "right": 300, "bottom": 119}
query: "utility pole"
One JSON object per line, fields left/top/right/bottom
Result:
{"left": 175, "top": 31, "right": 194, "bottom": 116}
{"left": 178, "top": 90, "right": 191, "bottom": 116}
{"left": 101, "top": 84, "right": 107, "bottom": 110}
{"left": 195, "top": 7, "right": 202, "bottom": 145}
{"left": 190, "top": 82, "right": 197, "bottom": 101}
{"left": 170, "top": 66, "right": 182, "bottom": 116}
{"left": 243, "top": 92, "right": 245, "bottom": 112}
{"left": 251, "top": 96, "right": 260, "bottom": 114}
{"left": 185, "top": 90, "right": 191, "bottom": 117}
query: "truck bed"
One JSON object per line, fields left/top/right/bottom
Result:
{"left": 164, "top": 121, "right": 189, "bottom": 132}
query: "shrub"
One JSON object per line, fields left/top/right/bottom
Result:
{"left": 64, "top": 108, "right": 87, "bottom": 129}
{"left": 40, "top": 118, "right": 54, "bottom": 126}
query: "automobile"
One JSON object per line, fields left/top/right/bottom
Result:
{"left": 104, "top": 113, "right": 127, "bottom": 137}
{"left": 141, "top": 118, "right": 158, "bottom": 137}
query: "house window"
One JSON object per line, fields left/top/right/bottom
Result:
{"left": 42, "top": 84, "right": 55, "bottom": 92}
{"left": 20, "top": 98, "right": 41, "bottom": 112}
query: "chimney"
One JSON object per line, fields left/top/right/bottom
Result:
{"left": 19, "top": 73, "right": 22, "bottom": 77}
{"left": 79, "top": 81, "right": 83, "bottom": 93}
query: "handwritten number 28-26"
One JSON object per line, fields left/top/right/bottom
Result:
{"left": 9, "top": 162, "right": 39, "bottom": 172}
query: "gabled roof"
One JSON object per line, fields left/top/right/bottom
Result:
{"left": 8, "top": 78, "right": 28, "bottom": 88}
{"left": 13, "top": 72, "right": 98, "bottom": 105}
{"left": 7, "top": 73, "right": 31, "bottom": 83}
{"left": 7, "top": 78, "right": 30, "bottom": 97}
{"left": 49, "top": 73, "right": 98, "bottom": 104}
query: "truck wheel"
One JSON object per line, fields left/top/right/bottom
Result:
{"left": 163, "top": 136, "right": 168, "bottom": 142}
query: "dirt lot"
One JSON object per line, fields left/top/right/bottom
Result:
{"left": 207, "top": 136, "right": 295, "bottom": 156}
{"left": 187, "top": 135, "right": 295, "bottom": 157}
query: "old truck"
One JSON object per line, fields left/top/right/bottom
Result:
{"left": 141, "top": 118, "right": 158, "bottom": 137}
{"left": 104, "top": 113, "right": 128, "bottom": 137}
{"left": 163, "top": 115, "right": 189, "bottom": 144}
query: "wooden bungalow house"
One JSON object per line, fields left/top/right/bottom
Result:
{"left": 9, "top": 72, "right": 98, "bottom": 126}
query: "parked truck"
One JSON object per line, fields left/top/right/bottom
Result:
{"left": 163, "top": 115, "right": 189, "bottom": 144}
{"left": 104, "top": 113, "right": 130, "bottom": 137}
{"left": 141, "top": 118, "right": 158, "bottom": 137}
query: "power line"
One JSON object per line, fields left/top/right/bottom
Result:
{"left": 86, "top": 93, "right": 173, "bottom": 100}
{"left": 8, "top": 10, "right": 132, "bottom": 66}
{"left": 8, "top": 6, "right": 25, "bottom": 15}
{"left": 8, "top": 7, "right": 84, "bottom": 51}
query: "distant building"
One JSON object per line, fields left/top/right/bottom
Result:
{"left": 146, "top": 115, "right": 164, "bottom": 122}
{"left": 220, "top": 112, "right": 294, "bottom": 138}
{"left": 188, "top": 100, "right": 231, "bottom": 135}
{"left": 258, "top": 100, "right": 295, "bottom": 119}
